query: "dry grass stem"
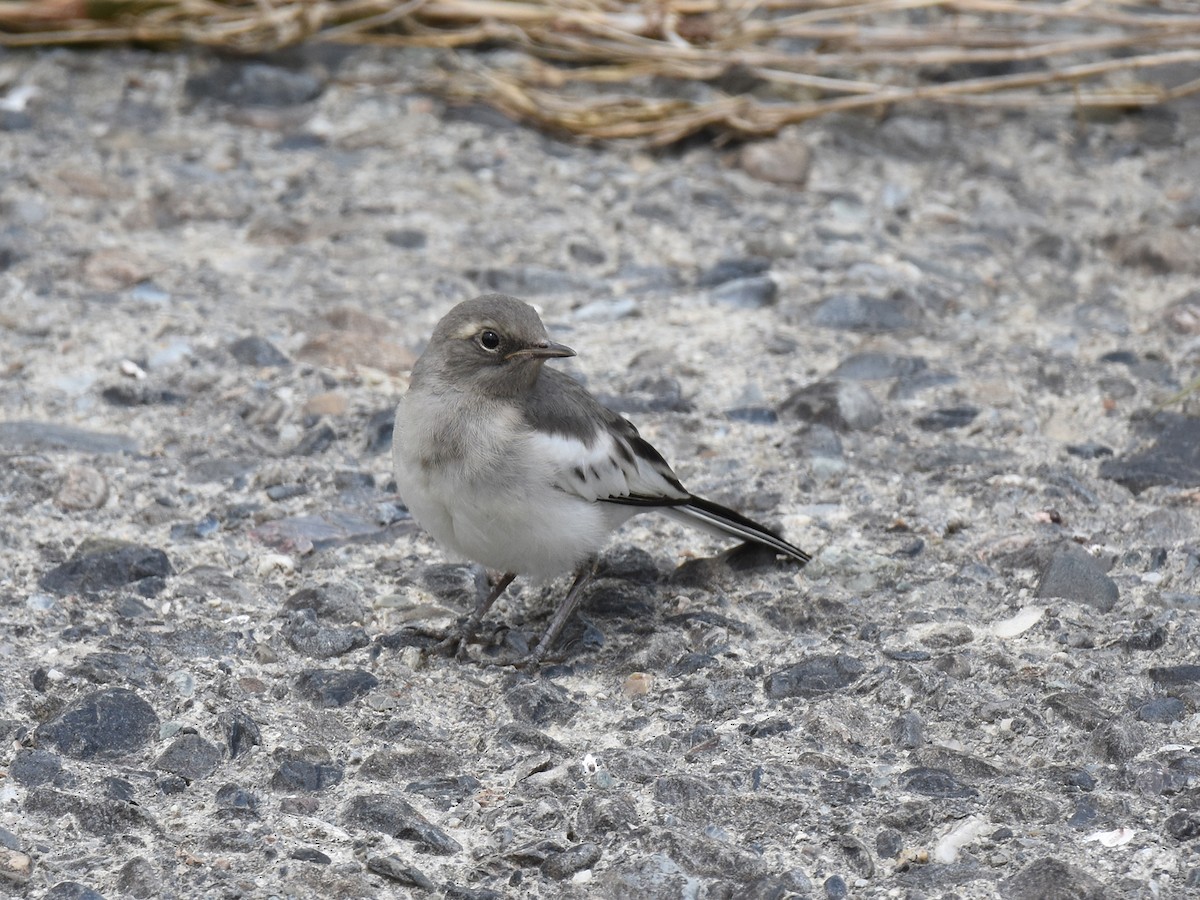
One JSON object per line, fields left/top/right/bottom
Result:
{"left": 2, "top": 0, "right": 1198, "bottom": 142}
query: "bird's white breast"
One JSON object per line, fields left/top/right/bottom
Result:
{"left": 393, "top": 392, "right": 630, "bottom": 579}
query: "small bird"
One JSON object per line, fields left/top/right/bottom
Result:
{"left": 392, "top": 293, "right": 810, "bottom": 666}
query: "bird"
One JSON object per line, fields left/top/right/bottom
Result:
{"left": 392, "top": 293, "right": 810, "bottom": 666}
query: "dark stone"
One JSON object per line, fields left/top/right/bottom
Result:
{"left": 596, "top": 545, "right": 661, "bottom": 584}
{"left": 364, "top": 407, "right": 396, "bottom": 455}
{"left": 915, "top": 406, "right": 979, "bottom": 431}
{"left": 101, "top": 383, "right": 187, "bottom": 406}
{"left": 296, "top": 668, "right": 379, "bottom": 707}
{"left": 9, "top": 748, "right": 63, "bottom": 786}
{"left": 25, "top": 787, "right": 157, "bottom": 836}
{"left": 1001, "top": 856, "right": 1109, "bottom": 899}
{"left": 1166, "top": 810, "right": 1200, "bottom": 841}
{"left": 542, "top": 842, "right": 601, "bottom": 879}
{"left": 1099, "top": 417, "right": 1200, "bottom": 494}
{"left": 778, "top": 380, "right": 882, "bottom": 432}
{"left": 466, "top": 265, "right": 604, "bottom": 297}
{"left": 168, "top": 515, "right": 221, "bottom": 541}
{"left": 1066, "top": 442, "right": 1114, "bottom": 460}
{"left": 215, "top": 783, "right": 259, "bottom": 815}
{"left": 45, "top": 884, "right": 106, "bottom": 900}
{"left": 876, "top": 829, "right": 903, "bottom": 860}
{"left": 406, "top": 775, "right": 482, "bottom": 811}
{"left": 272, "top": 749, "right": 344, "bottom": 792}
{"left": 0, "top": 421, "right": 137, "bottom": 455}
{"left": 575, "top": 794, "right": 640, "bottom": 837}
{"left": 156, "top": 733, "right": 222, "bottom": 781}
{"left": 343, "top": 794, "right": 462, "bottom": 854}
{"left": 103, "top": 777, "right": 136, "bottom": 803}
{"left": 889, "top": 370, "right": 960, "bottom": 400}
{"left": 504, "top": 679, "right": 580, "bottom": 726}
{"left": 284, "top": 610, "right": 370, "bottom": 658}
{"left": 284, "top": 582, "right": 369, "bottom": 623}
{"left": 410, "top": 563, "right": 489, "bottom": 606}
{"left": 1125, "top": 625, "right": 1167, "bottom": 652}
{"left": 35, "top": 688, "right": 158, "bottom": 760}
{"left": 891, "top": 711, "right": 924, "bottom": 749}
{"left": 384, "top": 228, "right": 427, "bottom": 249}
{"left": 291, "top": 847, "right": 331, "bottom": 864}
{"left": 655, "top": 775, "right": 716, "bottom": 808}
{"left": 710, "top": 275, "right": 778, "bottom": 308}
{"left": 696, "top": 257, "right": 771, "bottom": 287}
{"left": 832, "top": 352, "right": 928, "bottom": 380}
{"left": 764, "top": 655, "right": 866, "bottom": 698}
{"left": 1149, "top": 664, "right": 1200, "bottom": 686}
{"left": 218, "top": 709, "right": 262, "bottom": 758}
{"left": 824, "top": 874, "right": 848, "bottom": 898}
{"left": 900, "top": 767, "right": 978, "bottom": 799}
{"left": 266, "top": 482, "right": 309, "bottom": 501}
{"left": 40, "top": 541, "right": 173, "bottom": 596}
{"left": 365, "top": 855, "right": 436, "bottom": 888}
{"left": 292, "top": 423, "right": 337, "bottom": 456}
{"left": 185, "top": 62, "right": 325, "bottom": 107}
{"left": 116, "top": 857, "right": 160, "bottom": 899}
{"left": 158, "top": 775, "right": 187, "bottom": 795}
{"left": 1088, "top": 717, "right": 1146, "bottom": 763}
{"left": 1136, "top": 697, "right": 1186, "bottom": 724}
{"left": 1034, "top": 544, "right": 1119, "bottom": 611}
{"left": 597, "top": 376, "right": 692, "bottom": 415}
{"left": 725, "top": 406, "right": 779, "bottom": 425}
{"left": 1045, "top": 692, "right": 1109, "bottom": 731}
{"left": 229, "top": 335, "right": 290, "bottom": 367}
{"left": 812, "top": 291, "right": 918, "bottom": 331}
{"left": 1064, "top": 769, "right": 1097, "bottom": 792}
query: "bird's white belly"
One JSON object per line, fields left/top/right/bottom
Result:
{"left": 393, "top": 396, "right": 627, "bottom": 578}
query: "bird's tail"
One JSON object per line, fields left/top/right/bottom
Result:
{"left": 660, "top": 495, "right": 811, "bottom": 564}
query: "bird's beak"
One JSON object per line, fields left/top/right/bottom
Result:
{"left": 507, "top": 340, "right": 576, "bottom": 361}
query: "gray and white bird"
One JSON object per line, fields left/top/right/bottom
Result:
{"left": 392, "top": 293, "right": 809, "bottom": 665}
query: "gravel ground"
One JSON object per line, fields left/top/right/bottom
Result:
{"left": 1, "top": 46, "right": 1199, "bottom": 900}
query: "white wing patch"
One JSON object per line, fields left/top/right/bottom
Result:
{"left": 526, "top": 429, "right": 689, "bottom": 505}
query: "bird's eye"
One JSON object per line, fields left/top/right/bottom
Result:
{"left": 478, "top": 330, "right": 501, "bottom": 351}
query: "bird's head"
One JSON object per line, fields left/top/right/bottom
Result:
{"left": 417, "top": 293, "right": 576, "bottom": 397}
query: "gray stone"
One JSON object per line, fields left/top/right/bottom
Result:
{"left": 1035, "top": 544, "right": 1120, "bottom": 611}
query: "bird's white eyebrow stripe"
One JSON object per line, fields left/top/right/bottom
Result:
{"left": 452, "top": 321, "right": 492, "bottom": 340}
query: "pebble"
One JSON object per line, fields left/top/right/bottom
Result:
{"left": 284, "top": 610, "right": 370, "bottom": 658}
{"left": 229, "top": 335, "right": 290, "bottom": 367}
{"left": 365, "top": 855, "right": 436, "bottom": 888}
{"left": 39, "top": 540, "right": 173, "bottom": 597}
{"left": 915, "top": 406, "right": 979, "bottom": 431}
{"left": 739, "top": 137, "right": 811, "bottom": 185}
{"left": 542, "top": 842, "right": 602, "bottom": 879}
{"left": 272, "top": 749, "right": 344, "bottom": 792}
{"left": 900, "top": 767, "right": 978, "bottom": 799}
{"left": 1034, "top": 544, "right": 1120, "bottom": 611}
{"left": 383, "top": 228, "right": 428, "bottom": 249}
{"left": 812, "top": 292, "right": 918, "bottom": 331}
{"left": 54, "top": 465, "right": 110, "bottom": 510}
{"left": 764, "top": 655, "right": 866, "bottom": 699}
{"left": 831, "top": 352, "right": 927, "bottom": 380}
{"left": 343, "top": 794, "right": 463, "bottom": 854}
{"left": 184, "top": 61, "right": 325, "bottom": 107}
{"left": 709, "top": 275, "right": 778, "bottom": 308}
{"left": 1002, "top": 856, "right": 1108, "bottom": 900}
{"left": 778, "top": 380, "right": 883, "bottom": 432}
{"left": 45, "top": 883, "right": 106, "bottom": 900}
{"left": 0, "top": 421, "right": 137, "bottom": 455}
{"left": 9, "top": 749, "right": 62, "bottom": 787}
{"left": 695, "top": 257, "right": 771, "bottom": 287}
{"left": 296, "top": 668, "right": 379, "bottom": 707}
{"left": 1148, "top": 664, "right": 1200, "bottom": 686}
{"left": 505, "top": 680, "right": 581, "bottom": 726}
{"left": 35, "top": 687, "right": 159, "bottom": 760}
{"left": 218, "top": 709, "right": 263, "bottom": 759}
{"left": 156, "top": 733, "right": 222, "bottom": 782}
{"left": 1099, "top": 416, "right": 1200, "bottom": 494}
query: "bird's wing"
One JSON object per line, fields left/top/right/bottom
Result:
{"left": 523, "top": 369, "right": 690, "bottom": 506}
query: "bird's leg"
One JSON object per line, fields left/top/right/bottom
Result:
{"left": 433, "top": 571, "right": 516, "bottom": 659}
{"left": 518, "top": 556, "right": 599, "bottom": 669}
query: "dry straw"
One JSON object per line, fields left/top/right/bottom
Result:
{"left": 2, "top": 0, "right": 1198, "bottom": 143}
